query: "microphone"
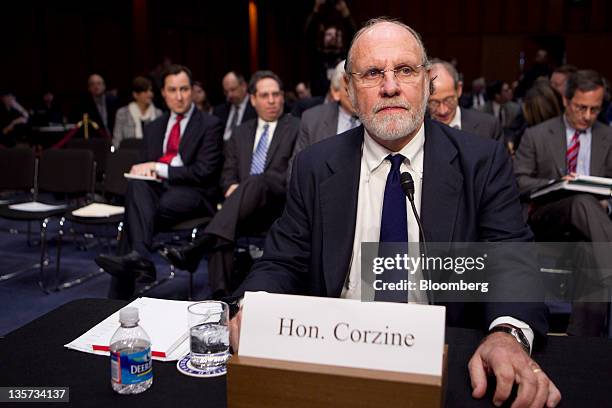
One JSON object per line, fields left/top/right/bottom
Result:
{"left": 400, "top": 172, "right": 433, "bottom": 304}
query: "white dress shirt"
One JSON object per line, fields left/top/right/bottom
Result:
{"left": 448, "top": 106, "right": 462, "bottom": 129}
{"left": 336, "top": 106, "right": 361, "bottom": 135}
{"left": 155, "top": 103, "right": 195, "bottom": 179}
{"left": 340, "top": 122, "right": 534, "bottom": 351}
{"left": 252, "top": 118, "right": 278, "bottom": 153}
{"left": 223, "top": 96, "right": 250, "bottom": 141}
{"left": 563, "top": 115, "right": 592, "bottom": 176}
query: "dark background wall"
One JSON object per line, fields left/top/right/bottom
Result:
{"left": 2, "top": 0, "right": 611, "bottom": 112}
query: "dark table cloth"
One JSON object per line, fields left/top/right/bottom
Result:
{"left": 1, "top": 299, "right": 610, "bottom": 407}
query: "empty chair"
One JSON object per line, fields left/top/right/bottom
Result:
{"left": 0, "top": 148, "right": 94, "bottom": 292}
{"left": 0, "top": 147, "right": 35, "bottom": 204}
{"left": 67, "top": 138, "right": 112, "bottom": 182}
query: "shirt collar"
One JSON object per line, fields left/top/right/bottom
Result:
{"left": 257, "top": 116, "right": 278, "bottom": 133}
{"left": 171, "top": 102, "right": 195, "bottom": 122}
{"left": 563, "top": 114, "right": 590, "bottom": 135}
{"left": 363, "top": 121, "right": 425, "bottom": 174}
{"left": 448, "top": 106, "right": 462, "bottom": 129}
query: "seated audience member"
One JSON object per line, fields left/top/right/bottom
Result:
{"left": 484, "top": 80, "right": 520, "bottom": 128}
{"left": 112, "top": 76, "right": 162, "bottom": 148}
{"left": 428, "top": 60, "right": 502, "bottom": 140}
{"left": 550, "top": 64, "right": 577, "bottom": 99}
{"left": 95, "top": 64, "right": 224, "bottom": 299}
{"left": 229, "top": 18, "right": 560, "bottom": 408}
{"left": 192, "top": 81, "right": 213, "bottom": 114}
{"left": 214, "top": 71, "right": 257, "bottom": 141}
{"left": 31, "top": 91, "right": 64, "bottom": 126}
{"left": 507, "top": 79, "right": 562, "bottom": 152}
{"left": 79, "top": 73, "right": 119, "bottom": 133}
{"left": 295, "top": 82, "right": 312, "bottom": 100}
{"left": 459, "top": 77, "right": 487, "bottom": 110}
{"left": 514, "top": 69, "right": 612, "bottom": 337}
{"left": 0, "top": 89, "right": 29, "bottom": 147}
{"left": 161, "top": 70, "right": 300, "bottom": 299}
{"left": 292, "top": 59, "right": 360, "bottom": 161}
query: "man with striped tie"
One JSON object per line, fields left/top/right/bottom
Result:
{"left": 514, "top": 69, "right": 612, "bottom": 336}
{"left": 161, "top": 70, "right": 300, "bottom": 299}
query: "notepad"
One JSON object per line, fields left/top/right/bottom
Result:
{"left": 65, "top": 297, "right": 196, "bottom": 361}
{"left": 124, "top": 173, "right": 162, "bottom": 182}
{"left": 531, "top": 175, "right": 612, "bottom": 200}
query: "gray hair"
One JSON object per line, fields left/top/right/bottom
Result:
{"left": 345, "top": 17, "right": 430, "bottom": 74}
{"left": 330, "top": 60, "right": 346, "bottom": 91}
{"left": 430, "top": 59, "right": 460, "bottom": 89}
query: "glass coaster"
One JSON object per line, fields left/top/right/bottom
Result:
{"left": 176, "top": 353, "right": 227, "bottom": 378}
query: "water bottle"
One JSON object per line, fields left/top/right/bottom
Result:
{"left": 110, "top": 307, "right": 153, "bottom": 394}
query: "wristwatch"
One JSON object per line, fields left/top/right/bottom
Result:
{"left": 489, "top": 325, "right": 530, "bottom": 354}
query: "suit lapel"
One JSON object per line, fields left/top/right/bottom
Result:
{"left": 323, "top": 104, "right": 339, "bottom": 138}
{"left": 549, "top": 117, "right": 567, "bottom": 176}
{"left": 320, "top": 127, "right": 362, "bottom": 297}
{"left": 241, "top": 120, "right": 258, "bottom": 180}
{"left": 590, "top": 123, "right": 610, "bottom": 176}
{"left": 178, "top": 109, "right": 201, "bottom": 162}
{"left": 421, "top": 120, "right": 463, "bottom": 242}
{"left": 264, "top": 115, "right": 286, "bottom": 169}
{"left": 150, "top": 113, "right": 169, "bottom": 161}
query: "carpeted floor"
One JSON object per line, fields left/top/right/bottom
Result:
{"left": 0, "top": 216, "right": 212, "bottom": 336}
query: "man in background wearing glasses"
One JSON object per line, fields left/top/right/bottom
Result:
{"left": 231, "top": 18, "right": 561, "bottom": 407}
{"left": 514, "top": 69, "right": 612, "bottom": 337}
{"left": 427, "top": 59, "right": 502, "bottom": 141}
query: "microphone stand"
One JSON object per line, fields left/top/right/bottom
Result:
{"left": 401, "top": 172, "right": 434, "bottom": 305}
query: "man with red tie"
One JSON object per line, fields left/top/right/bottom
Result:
{"left": 514, "top": 69, "right": 612, "bottom": 336}
{"left": 96, "top": 65, "right": 223, "bottom": 299}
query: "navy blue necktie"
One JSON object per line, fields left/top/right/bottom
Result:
{"left": 375, "top": 154, "right": 408, "bottom": 302}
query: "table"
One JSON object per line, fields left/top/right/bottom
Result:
{"left": 1, "top": 299, "right": 610, "bottom": 407}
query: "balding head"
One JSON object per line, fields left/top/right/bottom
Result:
{"left": 87, "top": 74, "right": 106, "bottom": 97}
{"left": 428, "top": 60, "right": 463, "bottom": 125}
{"left": 342, "top": 18, "right": 432, "bottom": 149}
{"left": 345, "top": 18, "right": 429, "bottom": 75}
{"left": 222, "top": 71, "right": 248, "bottom": 106}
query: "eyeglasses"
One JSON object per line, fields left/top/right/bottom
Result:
{"left": 570, "top": 102, "right": 601, "bottom": 116}
{"left": 348, "top": 64, "right": 426, "bottom": 88}
{"left": 428, "top": 96, "right": 458, "bottom": 110}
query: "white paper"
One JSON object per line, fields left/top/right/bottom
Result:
{"left": 124, "top": 173, "right": 162, "bottom": 183}
{"left": 239, "top": 292, "right": 446, "bottom": 377}
{"left": 72, "top": 203, "right": 124, "bottom": 218}
{"left": 8, "top": 201, "right": 66, "bottom": 212}
{"left": 64, "top": 297, "right": 197, "bottom": 361}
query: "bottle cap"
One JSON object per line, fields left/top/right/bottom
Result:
{"left": 119, "top": 307, "right": 139, "bottom": 325}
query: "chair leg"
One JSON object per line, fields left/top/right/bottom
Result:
{"left": 55, "top": 216, "right": 65, "bottom": 290}
{"left": 188, "top": 271, "right": 193, "bottom": 301}
{"left": 37, "top": 218, "right": 50, "bottom": 294}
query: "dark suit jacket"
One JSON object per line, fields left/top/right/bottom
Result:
{"left": 213, "top": 101, "right": 257, "bottom": 131}
{"left": 80, "top": 93, "right": 119, "bottom": 133}
{"left": 461, "top": 107, "right": 503, "bottom": 141}
{"left": 514, "top": 116, "right": 612, "bottom": 195}
{"left": 141, "top": 109, "right": 224, "bottom": 214}
{"left": 290, "top": 96, "right": 326, "bottom": 118}
{"left": 221, "top": 114, "right": 300, "bottom": 197}
{"left": 235, "top": 119, "right": 548, "bottom": 337}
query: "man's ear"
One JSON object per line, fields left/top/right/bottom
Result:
{"left": 330, "top": 87, "right": 341, "bottom": 102}
{"left": 250, "top": 94, "right": 256, "bottom": 108}
{"left": 562, "top": 95, "right": 569, "bottom": 110}
{"left": 456, "top": 81, "right": 463, "bottom": 98}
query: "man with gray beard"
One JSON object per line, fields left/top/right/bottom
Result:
{"left": 229, "top": 18, "right": 561, "bottom": 408}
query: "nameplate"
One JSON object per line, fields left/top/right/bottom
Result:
{"left": 239, "top": 292, "right": 445, "bottom": 376}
